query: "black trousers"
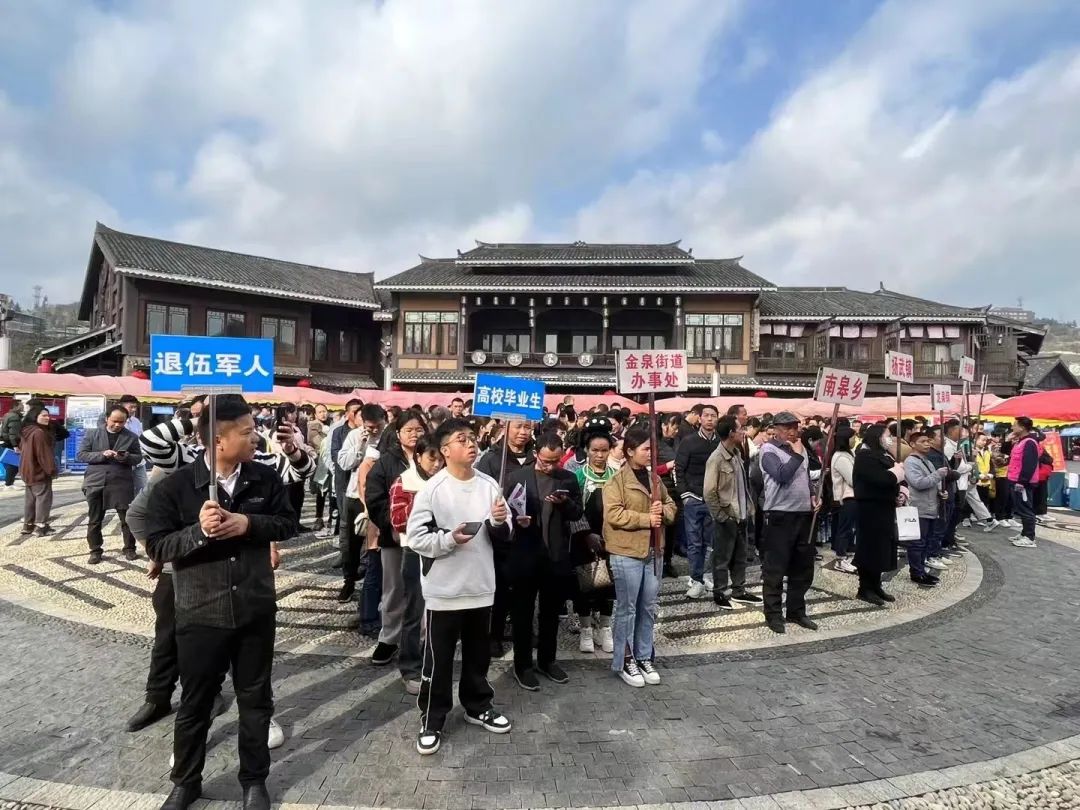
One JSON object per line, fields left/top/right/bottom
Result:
{"left": 760, "top": 511, "right": 814, "bottom": 622}
{"left": 490, "top": 555, "right": 511, "bottom": 643}
{"left": 712, "top": 518, "right": 748, "bottom": 597}
{"left": 341, "top": 497, "right": 366, "bottom": 583}
{"left": 314, "top": 489, "right": 327, "bottom": 521}
{"left": 86, "top": 490, "right": 135, "bottom": 552}
{"left": 3, "top": 461, "right": 17, "bottom": 486}
{"left": 287, "top": 482, "right": 305, "bottom": 529}
{"left": 510, "top": 559, "right": 568, "bottom": 672}
{"left": 146, "top": 573, "right": 180, "bottom": 706}
{"left": 172, "top": 615, "right": 275, "bottom": 789}
{"left": 419, "top": 606, "right": 494, "bottom": 733}
{"left": 993, "top": 480, "right": 1013, "bottom": 520}
{"left": 858, "top": 569, "right": 884, "bottom": 593}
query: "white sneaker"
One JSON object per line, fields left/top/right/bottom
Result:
{"left": 962, "top": 519, "right": 971, "bottom": 528}
{"left": 579, "top": 627, "right": 595, "bottom": 653}
{"left": 598, "top": 624, "right": 614, "bottom": 653}
{"left": 1035, "top": 515, "right": 1048, "bottom": 525}
{"left": 953, "top": 534, "right": 966, "bottom": 542}
{"left": 268, "top": 717, "right": 285, "bottom": 749}
{"left": 620, "top": 659, "right": 645, "bottom": 688}
{"left": 686, "top": 580, "right": 708, "bottom": 599}
{"left": 983, "top": 520, "right": 999, "bottom": 533}
{"left": 1006, "top": 519, "right": 1021, "bottom": 529}
{"left": 638, "top": 659, "right": 661, "bottom": 685}
{"left": 1011, "top": 536, "right": 1037, "bottom": 548}
{"left": 1008, "top": 533, "right": 1022, "bottom": 542}
{"left": 703, "top": 574, "right": 715, "bottom": 591}
{"left": 926, "top": 558, "right": 947, "bottom": 571}
{"left": 835, "top": 558, "right": 858, "bottom": 574}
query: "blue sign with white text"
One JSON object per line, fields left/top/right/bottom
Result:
{"left": 150, "top": 335, "right": 275, "bottom": 393}
{"left": 473, "top": 373, "right": 545, "bottom": 422}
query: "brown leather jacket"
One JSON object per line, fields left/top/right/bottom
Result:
{"left": 602, "top": 463, "right": 677, "bottom": 559}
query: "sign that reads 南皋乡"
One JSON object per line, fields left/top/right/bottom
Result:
{"left": 813, "top": 366, "right": 869, "bottom": 407}
{"left": 615, "top": 349, "right": 688, "bottom": 395}
{"left": 150, "top": 335, "right": 275, "bottom": 393}
{"left": 472, "top": 373, "right": 545, "bottom": 422}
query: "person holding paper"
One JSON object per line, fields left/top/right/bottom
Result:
{"left": 502, "top": 433, "right": 583, "bottom": 691}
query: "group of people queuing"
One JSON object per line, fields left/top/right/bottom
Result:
{"left": 0, "top": 387, "right": 1056, "bottom": 810}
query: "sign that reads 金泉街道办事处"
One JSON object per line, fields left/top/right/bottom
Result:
{"left": 958, "top": 355, "right": 976, "bottom": 383}
{"left": 472, "top": 373, "right": 545, "bottom": 422}
{"left": 150, "top": 335, "right": 275, "bottom": 393}
{"left": 885, "top": 351, "right": 915, "bottom": 384}
{"left": 813, "top": 366, "right": 869, "bottom": 407}
{"left": 931, "top": 384, "right": 953, "bottom": 410}
{"left": 615, "top": 349, "right": 688, "bottom": 395}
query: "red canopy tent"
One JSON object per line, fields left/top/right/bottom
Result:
{"left": 984, "top": 390, "right": 1080, "bottom": 424}
{"left": 545, "top": 393, "right": 647, "bottom": 414}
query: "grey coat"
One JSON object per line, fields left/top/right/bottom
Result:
{"left": 78, "top": 427, "right": 142, "bottom": 509}
{"left": 904, "top": 453, "right": 945, "bottom": 520}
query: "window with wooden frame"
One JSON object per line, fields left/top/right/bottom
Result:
{"left": 685, "top": 314, "right": 743, "bottom": 359}
{"left": 206, "top": 310, "right": 245, "bottom": 338}
{"left": 403, "top": 312, "right": 459, "bottom": 355}
{"left": 145, "top": 302, "right": 189, "bottom": 340}
{"left": 261, "top": 316, "right": 297, "bottom": 355}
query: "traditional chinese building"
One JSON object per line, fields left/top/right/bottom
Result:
{"left": 38, "top": 224, "right": 384, "bottom": 391}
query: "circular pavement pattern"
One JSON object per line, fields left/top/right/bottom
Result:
{"left": 2, "top": 480, "right": 1080, "bottom": 810}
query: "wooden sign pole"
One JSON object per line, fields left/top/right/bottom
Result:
{"left": 648, "top": 392, "right": 663, "bottom": 577}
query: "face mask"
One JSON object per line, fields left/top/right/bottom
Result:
{"left": 884, "top": 437, "right": 895, "bottom": 449}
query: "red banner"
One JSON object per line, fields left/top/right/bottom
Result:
{"left": 1043, "top": 431, "right": 1066, "bottom": 473}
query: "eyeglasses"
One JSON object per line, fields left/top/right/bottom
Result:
{"left": 536, "top": 456, "right": 561, "bottom": 468}
{"left": 440, "top": 434, "right": 478, "bottom": 449}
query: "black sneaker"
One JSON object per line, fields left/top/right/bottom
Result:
{"left": 856, "top": 588, "right": 885, "bottom": 606}
{"left": 911, "top": 573, "right": 939, "bottom": 587}
{"left": 537, "top": 662, "right": 568, "bottom": 684}
{"left": 313, "top": 518, "right": 325, "bottom": 533}
{"left": 766, "top": 619, "right": 786, "bottom": 634}
{"left": 371, "top": 642, "right": 398, "bottom": 666}
{"left": 514, "top": 668, "right": 541, "bottom": 691}
{"left": 87, "top": 551, "right": 103, "bottom": 565}
{"left": 489, "top": 640, "right": 505, "bottom": 658}
{"left": 36, "top": 525, "right": 53, "bottom": 536}
{"left": 713, "top": 595, "right": 734, "bottom": 610}
{"left": 662, "top": 563, "right": 679, "bottom": 579}
{"left": 337, "top": 581, "right": 356, "bottom": 603}
{"left": 730, "top": 591, "right": 763, "bottom": 604}
{"left": 19, "top": 524, "right": 34, "bottom": 536}
{"left": 464, "top": 708, "right": 512, "bottom": 734}
{"left": 124, "top": 548, "right": 138, "bottom": 561}
{"left": 416, "top": 729, "right": 442, "bottom": 755}
{"left": 125, "top": 701, "right": 171, "bottom": 732}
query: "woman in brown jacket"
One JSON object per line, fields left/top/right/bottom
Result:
{"left": 602, "top": 426, "right": 677, "bottom": 688}
{"left": 19, "top": 406, "right": 57, "bottom": 536}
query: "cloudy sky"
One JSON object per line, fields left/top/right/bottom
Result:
{"left": 2, "top": 0, "right": 1078, "bottom": 318}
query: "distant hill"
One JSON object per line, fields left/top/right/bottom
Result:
{"left": 1035, "top": 317, "right": 1080, "bottom": 354}
{"left": 2, "top": 298, "right": 88, "bottom": 371}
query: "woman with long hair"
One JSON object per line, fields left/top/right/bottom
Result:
{"left": 602, "top": 426, "right": 676, "bottom": 688}
{"left": 571, "top": 416, "right": 618, "bottom": 653}
{"left": 18, "top": 405, "right": 57, "bottom": 536}
{"left": 852, "top": 424, "right": 907, "bottom": 605}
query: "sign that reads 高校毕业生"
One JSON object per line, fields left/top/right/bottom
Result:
{"left": 150, "top": 335, "right": 275, "bottom": 393}
{"left": 472, "top": 373, "right": 545, "bottom": 422}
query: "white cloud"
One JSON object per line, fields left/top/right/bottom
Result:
{"left": 575, "top": 0, "right": 1080, "bottom": 319}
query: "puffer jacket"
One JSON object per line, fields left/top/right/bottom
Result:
{"left": 602, "top": 463, "right": 677, "bottom": 559}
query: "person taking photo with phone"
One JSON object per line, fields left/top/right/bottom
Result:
{"left": 78, "top": 404, "right": 143, "bottom": 564}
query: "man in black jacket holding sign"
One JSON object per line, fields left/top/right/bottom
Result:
{"left": 145, "top": 395, "right": 295, "bottom": 810}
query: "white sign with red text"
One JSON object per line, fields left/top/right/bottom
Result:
{"left": 813, "top": 366, "right": 869, "bottom": 406}
{"left": 885, "top": 351, "right": 915, "bottom": 384}
{"left": 958, "top": 355, "right": 976, "bottom": 383}
{"left": 932, "top": 384, "right": 953, "bottom": 410}
{"left": 616, "top": 349, "right": 688, "bottom": 394}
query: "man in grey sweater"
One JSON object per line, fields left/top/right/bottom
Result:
{"left": 758, "top": 412, "right": 817, "bottom": 634}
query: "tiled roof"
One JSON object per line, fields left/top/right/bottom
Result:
{"left": 377, "top": 257, "right": 775, "bottom": 293}
{"left": 391, "top": 369, "right": 812, "bottom": 393}
{"left": 309, "top": 372, "right": 378, "bottom": 391}
{"left": 759, "top": 287, "right": 985, "bottom": 322}
{"left": 38, "top": 324, "right": 115, "bottom": 359}
{"left": 457, "top": 241, "right": 693, "bottom": 264}
{"left": 1022, "top": 355, "right": 1080, "bottom": 390}
{"left": 95, "top": 224, "right": 379, "bottom": 309}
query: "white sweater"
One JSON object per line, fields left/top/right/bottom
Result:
{"left": 406, "top": 468, "right": 506, "bottom": 611}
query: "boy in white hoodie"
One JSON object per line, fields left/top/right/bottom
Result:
{"left": 406, "top": 418, "right": 512, "bottom": 755}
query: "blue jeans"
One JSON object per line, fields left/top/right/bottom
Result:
{"left": 359, "top": 548, "right": 383, "bottom": 635}
{"left": 929, "top": 502, "right": 950, "bottom": 558}
{"left": 908, "top": 517, "right": 934, "bottom": 577}
{"left": 831, "top": 500, "right": 857, "bottom": 556}
{"left": 609, "top": 552, "right": 660, "bottom": 671}
{"left": 682, "top": 497, "right": 714, "bottom": 582}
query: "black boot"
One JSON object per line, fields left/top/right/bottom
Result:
{"left": 873, "top": 584, "right": 896, "bottom": 602}
{"left": 856, "top": 588, "right": 885, "bottom": 606}
{"left": 160, "top": 784, "right": 201, "bottom": 810}
{"left": 126, "top": 700, "right": 172, "bottom": 732}
{"left": 242, "top": 782, "right": 271, "bottom": 810}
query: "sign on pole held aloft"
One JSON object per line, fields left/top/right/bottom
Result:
{"left": 932, "top": 384, "right": 953, "bottom": 411}
{"left": 813, "top": 366, "right": 869, "bottom": 407}
{"left": 958, "top": 355, "right": 976, "bottom": 383}
{"left": 473, "top": 373, "right": 545, "bottom": 422}
{"left": 615, "top": 349, "right": 689, "bottom": 394}
{"left": 885, "top": 351, "right": 915, "bottom": 384}
{"left": 150, "top": 335, "right": 275, "bottom": 393}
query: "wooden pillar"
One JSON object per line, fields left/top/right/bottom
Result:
{"left": 458, "top": 295, "right": 468, "bottom": 371}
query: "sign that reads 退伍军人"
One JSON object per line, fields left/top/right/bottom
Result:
{"left": 150, "top": 335, "right": 275, "bottom": 393}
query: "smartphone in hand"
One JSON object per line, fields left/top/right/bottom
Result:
{"left": 459, "top": 521, "right": 483, "bottom": 537}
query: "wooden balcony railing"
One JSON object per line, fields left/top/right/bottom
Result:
{"left": 466, "top": 352, "right": 617, "bottom": 371}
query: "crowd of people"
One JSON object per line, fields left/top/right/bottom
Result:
{"left": 0, "top": 389, "right": 1061, "bottom": 809}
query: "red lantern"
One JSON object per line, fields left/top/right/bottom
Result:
{"left": 753, "top": 390, "right": 768, "bottom": 398}
{"left": 37, "top": 358, "right": 55, "bottom": 373}
{"left": 130, "top": 369, "right": 149, "bottom": 380}
{"left": 391, "top": 384, "right": 401, "bottom": 392}
{"left": 296, "top": 378, "right": 312, "bottom": 388}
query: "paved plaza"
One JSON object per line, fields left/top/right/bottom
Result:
{"left": 1, "top": 483, "right": 1080, "bottom": 809}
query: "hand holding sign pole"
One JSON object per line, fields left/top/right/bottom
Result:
{"left": 472, "top": 372, "right": 546, "bottom": 487}
{"left": 811, "top": 366, "right": 869, "bottom": 540}
{"left": 885, "top": 350, "right": 915, "bottom": 459}
{"left": 616, "top": 349, "right": 688, "bottom": 576}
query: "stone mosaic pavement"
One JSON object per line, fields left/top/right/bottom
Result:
{"left": 1, "top": 486, "right": 1080, "bottom": 809}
